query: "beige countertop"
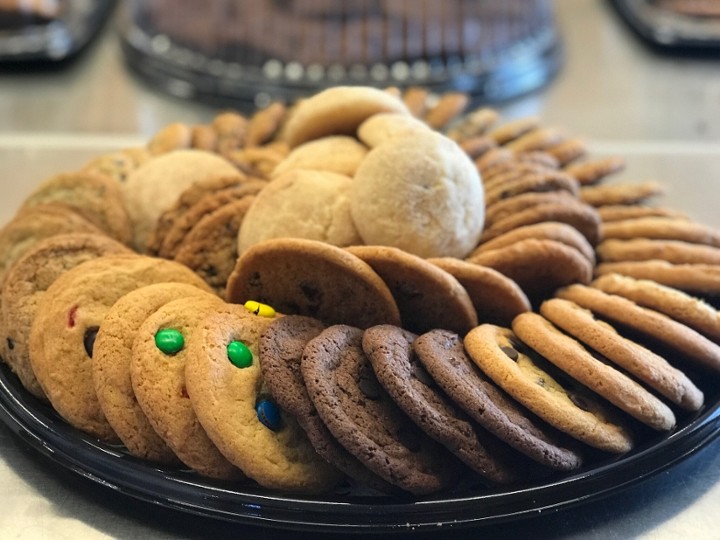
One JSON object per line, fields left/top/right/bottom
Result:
{"left": 1, "top": 1, "right": 720, "bottom": 538}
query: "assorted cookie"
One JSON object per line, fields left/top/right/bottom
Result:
{"left": 0, "top": 85, "right": 718, "bottom": 500}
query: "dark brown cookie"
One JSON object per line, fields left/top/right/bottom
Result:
{"left": 413, "top": 329, "right": 583, "bottom": 471}
{"left": 363, "top": 325, "right": 523, "bottom": 484}
{"left": 259, "top": 315, "right": 395, "bottom": 493}
{"left": 301, "top": 325, "right": 460, "bottom": 495}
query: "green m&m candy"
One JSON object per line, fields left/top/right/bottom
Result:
{"left": 155, "top": 328, "right": 184, "bottom": 355}
{"left": 227, "top": 340, "right": 253, "bottom": 368}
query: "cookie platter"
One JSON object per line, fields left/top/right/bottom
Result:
{"left": 2, "top": 85, "right": 720, "bottom": 532}
{"left": 0, "top": 360, "right": 718, "bottom": 532}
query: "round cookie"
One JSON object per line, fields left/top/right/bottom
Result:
{"left": 594, "top": 261, "right": 720, "bottom": 296}
{"left": 0, "top": 203, "right": 104, "bottom": 283}
{"left": 82, "top": 147, "right": 152, "bottom": 183}
{"left": 596, "top": 238, "right": 720, "bottom": 265}
{"left": 556, "top": 284, "right": 720, "bottom": 373}
{"left": 458, "top": 135, "right": 497, "bottom": 160}
{"left": 279, "top": 86, "right": 410, "bottom": 148}
{"left": 1, "top": 233, "right": 132, "bottom": 399}
{"left": 563, "top": 156, "right": 626, "bottom": 186}
{"left": 512, "top": 312, "right": 676, "bottom": 431}
{"left": 20, "top": 171, "right": 133, "bottom": 245}
{"left": 28, "top": 254, "right": 214, "bottom": 441}
{"left": 475, "top": 147, "right": 515, "bottom": 173}
{"left": 271, "top": 136, "right": 368, "bottom": 178}
{"left": 350, "top": 130, "right": 485, "bottom": 259}
{"left": 122, "top": 149, "right": 243, "bottom": 251}
{"left": 487, "top": 116, "right": 540, "bottom": 145}
{"left": 259, "top": 315, "right": 394, "bottom": 493}
{"left": 301, "top": 324, "right": 460, "bottom": 495}
{"left": 484, "top": 171, "right": 579, "bottom": 207}
{"left": 173, "top": 196, "right": 256, "bottom": 296}
{"left": 422, "top": 92, "right": 469, "bottom": 130}
{"left": 580, "top": 181, "right": 663, "bottom": 207}
{"left": 244, "top": 101, "right": 287, "bottom": 147}
{"left": 471, "top": 221, "right": 596, "bottom": 265}
{"left": 92, "top": 282, "right": 217, "bottom": 463}
{"left": 596, "top": 205, "right": 687, "bottom": 223}
{"left": 226, "top": 238, "right": 401, "bottom": 329}
{"left": 463, "top": 324, "right": 634, "bottom": 454}
{"left": 346, "top": 245, "right": 478, "bottom": 336}
{"left": 484, "top": 190, "right": 579, "bottom": 229}
{"left": 363, "top": 325, "right": 522, "bottom": 484}
{"left": 503, "top": 127, "right": 566, "bottom": 155}
{"left": 539, "top": 297, "right": 704, "bottom": 411}
{"left": 211, "top": 110, "right": 248, "bottom": 155}
{"left": 401, "top": 86, "right": 430, "bottom": 118}
{"left": 148, "top": 173, "right": 260, "bottom": 256}
{"left": 600, "top": 217, "right": 720, "bottom": 246}
{"left": 413, "top": 329, "right": 583, "bottom": 470}
{"left": 186, "top": 305, "right": 341, "bottom": 492}
{"left": 147, "top": 122, "right": 193, "bottom": 155}
{"left": 591, "top": 273, "right": 720, "bottom": 344}
{"left": 545, "top": 138, "right": 587, "bottom": 166}
{"left": 237, "top": 170, "right": 361, "bottom": 255}
{"left": 466, "top": 239, "right": 594, "bottom": 307}
{"left": 478, "top": 200, "right": 602, "bottom": 246}
{"left": 357, "top": 112, "right": 431, "bottom": 148}
{"left": 446, "top": 107, "right": 499, "bottom": 140}
{"left": 158, "top": 180, "right": 267, "bottom": 259}
{"left": 225, "top": 143, "right": 289, "bottom": 178}
{"left": 426, "top": 258, "right": 531, "bottom": 326}
{"left": 483, "top": 162, "right": 558, "bottom": 190}
{"left": 130, "top": 296, "right": 241, "bottom": 479}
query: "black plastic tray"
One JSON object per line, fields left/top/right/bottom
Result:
{"left": 0, "top": 361, "right": 719, "bottom": 533}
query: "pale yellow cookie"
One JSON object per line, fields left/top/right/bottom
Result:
{"left": 238, "top": 169, "right": 361, "bottom": 254}
{"left": 350, "top": 130, "right": 484, "bottom": 258}
{"left": 271, "top": 136, "right": 368, "bottom": 178}
{"left": 279, "top": 86, "right": 410, "bottom": 148}
{"left": 122, "top": 149, "right": 242, "bottom": 251}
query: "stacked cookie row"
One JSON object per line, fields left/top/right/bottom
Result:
{"left": 0, "top": 84, "right": 719, "bottom": 497}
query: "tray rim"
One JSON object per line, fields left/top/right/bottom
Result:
{"left": 0, "top": 361, "right": 719, "bottom": 533}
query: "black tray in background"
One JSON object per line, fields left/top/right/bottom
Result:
{"left": 0, "top": 360, "right": 718, "bottom": 534}
{"left": 609, "top": 0, "right": 720, "bottom": 51}
{"left": 0, "top": 0, "right": 115, "bottom": 63}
